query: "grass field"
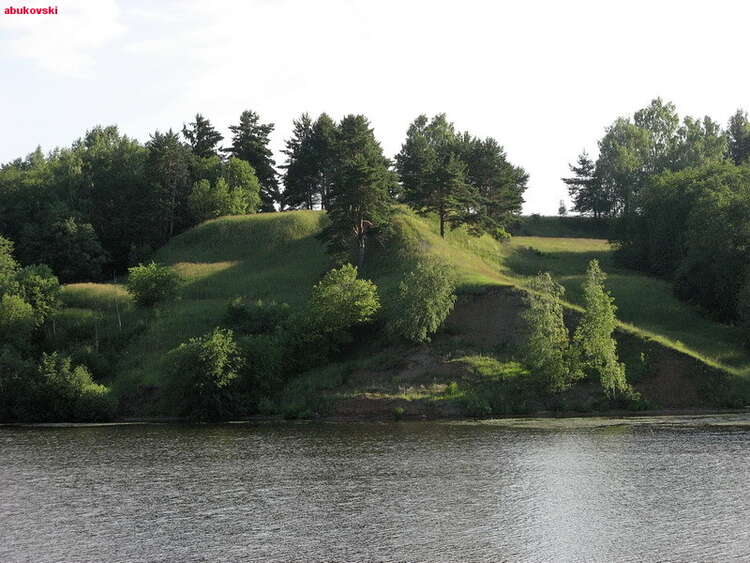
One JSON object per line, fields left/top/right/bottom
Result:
{"left": 57, "top": 208, "right": 750, "bottom": 411}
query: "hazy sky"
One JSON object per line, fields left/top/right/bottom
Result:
{"left": 1, "top": 0, "right": 749, "bottom": 214}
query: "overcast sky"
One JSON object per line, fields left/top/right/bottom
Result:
{"left": 1, "top": 0, "right": 749, "bottom": 214}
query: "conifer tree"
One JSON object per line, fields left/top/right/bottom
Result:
{"left": 396, "top": 114, "right": 474, "bottom": 238}
{"left": 225, "top": 110, "right": 279, "bottom": 211}
{"left": 320, "top": 115, "right": 393, "bottom": 269}
{"left": 181, "top": 113, "right": 224, "bottom": 159}
{"left": 562, "top": 151, "right": 605, "bottom": 217}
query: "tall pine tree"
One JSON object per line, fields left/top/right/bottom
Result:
{"left": 225, "top": 110, "right": 279, "bottom": 211}
{"left": 320, "top": 115, "right": 393, "bottom": 268}
{"left": 182, "top": 113, "right": 224, "bottom": 159}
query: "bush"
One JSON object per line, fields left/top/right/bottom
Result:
{"left": 15, "top": 264, "right": 60, "bottom": 323}
{"left": 126, "top": 262, "right": 180, "bottom": 307}
{"left": 8, "top": 352, "right": 116, "bottom": 422}
{"left": 0, "top": 294, "right": 37, "bottom": 350}
{"left": 165, "top": 327, "right": 244, "bottom": 420}
{"left": 387, "top": 258, "right": 457, "bottom": 343}
{"left": 225, "top": 298, "right": 291, "bottom": 334}
{"left": 306, "top": 263, "right": 380, "bottom": 346}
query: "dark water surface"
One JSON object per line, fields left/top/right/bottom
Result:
{"left": 2, "top": 420, "right": 750, "bottom": 562}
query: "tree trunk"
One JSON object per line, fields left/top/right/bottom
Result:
{"left": 357, "top": 235, "right": 366, "bottom": 270}
{"left": 439, "top": 214, "right": 445, "bottom": 238}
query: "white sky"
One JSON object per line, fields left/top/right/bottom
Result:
{"left": 1, "top": 0, "right": 749, "bottom": 214}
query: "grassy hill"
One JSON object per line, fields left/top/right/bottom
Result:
{"left": 58, "top": 209, "right": 750, "bottom": 417}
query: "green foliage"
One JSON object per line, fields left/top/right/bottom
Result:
{"left": 225, "top": 298, "right": 291, "bottom": 335}
{"left": 522, "top": 272, "right": 577, "bottom": 392}
{"left": 573, "top": 260, "right": 629, "bottom": 398}
{"left": 224, "top": 110, "right": 279, "bottom": 211}
{"left": 35, "top": 352, "right": 114, "bottom": 421}
{"left": 0, "top": 351, "right": 114, "bottom": 422}
{"left": 307, "top": 263, "right": 380, "bottom": 340}
{"left": 15, "top": 264, "right": 60, "bottom": 323}
{"left": 0, "top": 294, "right": 37, "bottom": 348}
{"left": 387, "top": 258, "right": 457, "bottom": 343}
{"left": 396, "top": 114, "right": 527, "bottom": 239}
{"left": 126, "top": 262, "right": 180, "bottom": 307}
{"left": 165, "top": 327, "right": 244, "bottom": 420}
{"left": 320, "top": 115, "right": 395, "bottom": 268}
{"left": 182, "top": 113, "right": 224, "bottom": 159}
{"left": 282, "top": 113, "right": 338, "bottom": 210}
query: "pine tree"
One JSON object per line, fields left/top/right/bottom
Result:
{"left": 728, "top": 109, "right": 750, "bottom": 165}
{"left": 281, "top": 113, "right": 317, "bottom": 209}
{"left": 458, "top": 135, "right": 527, "bottom": 237}
{"left": 224, "top": 110, "right": 279, "bottom": 211}
{"left": 573, "top": 260, "right": 629, "bottom": 397}
{"left": 562, "top": 151, "right": 604, "bottom": 218}
{"left": 320, "top": 115, "right": 393, "bottom": 269}
{"left": 181, "top": 113, "right": 224, "bottom": 159}
{"left": 396, "top": 114, "right": 475, "bottom": 238}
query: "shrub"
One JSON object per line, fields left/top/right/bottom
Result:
{"left": 165, "top": 327, "right": 244, "bottom": 420}
{"left": 307, "top": 263, "right": 380, "bottom": 345}
{"left": 126, "top": 262, "right": 179, "bottom": 307}
{"left": 15, "top": 264, "right": 60, "bottom": 323}
{"left": 0, "top": 294, "right": 37, "bottom": 350}
{"left": 34, "top": 352, "right": 114, "bottom": 421}
{"left": 225, "top": 298, "right": 291, "bottom": 334}
{"left": 387, "top": 258, "right": 457, "bottom": 343}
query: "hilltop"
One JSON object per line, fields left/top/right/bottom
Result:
{"left": 58, "top": 210, "right": 750, "bottom": 418}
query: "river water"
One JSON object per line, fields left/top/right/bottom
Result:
{"left": 2, "top": 417, "right": 750, "bottom": 562}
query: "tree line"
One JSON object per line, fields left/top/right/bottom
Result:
{"left": 564, "top": 99, "right": 750, "bottom": 333}
{"left": 0, "top": 110, "right": 527, "bottom": 281}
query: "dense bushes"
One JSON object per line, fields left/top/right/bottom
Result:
{"left": 165, "top": 328, "right": 244, "bottom": 420}
{"left": 126, "top": 262, "right": 180, "bottom": 307}
{"left": 0, "top": 350, "right": 114, "bottom": 422}
{"left": 615, "top": 163, "right": 750, "bottom": 323}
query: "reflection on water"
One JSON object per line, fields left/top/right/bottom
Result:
{"left": 1, "top": 421, "right": 749, "bottom": 562}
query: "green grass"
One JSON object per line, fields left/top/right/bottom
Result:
{"left": 501, "top": 236, "right": 750, "bottom": 375}
{"left": 56, "top": 205, "right": 750, "bottom": 411}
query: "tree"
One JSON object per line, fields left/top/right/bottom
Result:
{"left": 672, "top": 115, "right": 727, "bottom": 170}
{"left": 320, "top": 115, "right": 394, "bottom": 268}
{"left": 727, "top": 109, "right": 750, "bottom": 165}
{"left": 182, "top": 113, "right": 224, "bottom": 158}
{"left": 145, "top": 129, "right": 193, "bottom": 242}
{"left": 126, "top": 262, "right": 180, "bottom": 307}
{"left": 558, "top": 200, "right": 567, "bottom": 216}
{"left": 225, "top": 110, "right": 279, "bottom": 211}
{"left": 562, "top": 151, "right": 607, "bottom": 217}
{"left": 595, "top": 117, "right": 651, "bottom": 216}
{"left": 633, "top": 97, "right": 680, "bottom": 173}
{"left": 396, "top": 114, "right": 474, "bottom": 238}
{"left": 572, "top": 260, "right": 629, "bottom": 397}
{"left": 522, "top": 272, "right": 577, "bottom": 392}
{"left": 281, "top": 113, "right": 317, "bottom": 209}
{"left": 457, "top": 134, "right": 527, "bottom": 237}
{"left": 15, "top": 264, "right": 60, "bottom": 324}
{"left": 387, "top": 258, "right": 457, "bottom": 343}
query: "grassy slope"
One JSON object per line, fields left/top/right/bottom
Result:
{"left": 59, "top": 207, "right": 750, "bottom": 412}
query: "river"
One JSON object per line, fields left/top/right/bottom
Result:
{"left": 2, "top": 416, "right": 750, "bottom": 561}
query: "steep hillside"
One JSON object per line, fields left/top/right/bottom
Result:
{"left": 59, "top": 207, "right": 750, "bottom": 416}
